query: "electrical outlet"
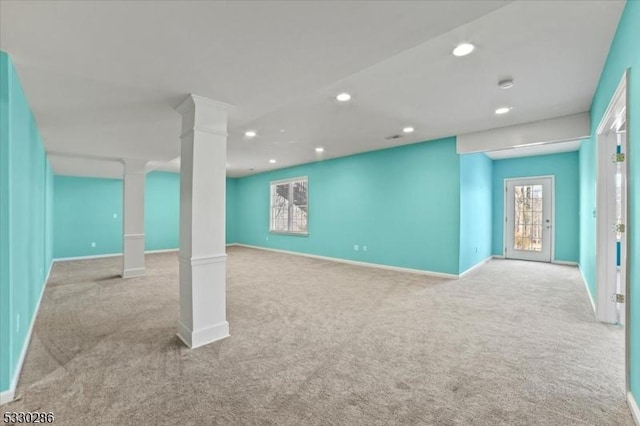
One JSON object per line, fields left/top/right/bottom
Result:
{"left": 113, "top": 213, "right": 118, "bottom": 219}
{"left": 354, "top": 245, "right": 359, "bottom": 251}
{"left": 363, "top": 245, "right": 368, "bottom": 252}
{"left": 91, "top": 242, "right": 96, "bottom": 248}
{"left": 266, "top": 236, "right": 269, "bottom": 241}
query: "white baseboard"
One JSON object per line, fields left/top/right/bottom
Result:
{"left": 552, "top": 260, "right": 579, "bottom": 266}
{"left": 0, "top": 261, "right": 52, "bottom": 406}
{"left": 54, "top": 252, "right": 122, "bottom": 262}
{"left": 146, "top": 248, "right": 178, "bottom": 254}
{"left": 578, "top": 264, "right": 596, "bottom": 314}
{"left": 54, "top": 248, "right": 179, "bottom": 262}
{"left": 492, "top": 255, "right": 505, "bottom": 259}
{"left": 459, "top": 256, "right": 493, "bottom": 278}
{"left": 233, "top": 244, "right": 458, "bottom": 279}
{"left": 628, "top": 392, "right": 640, "bottom": 426}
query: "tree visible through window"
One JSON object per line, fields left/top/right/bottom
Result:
{"left": 270, "top": 177, "right": 308, "bottom": 234}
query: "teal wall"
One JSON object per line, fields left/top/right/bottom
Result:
{"left": 583, "top": 0, "right": 640, "bottom": 398}
{"left": 145, "top": 172, "right": 180, "bottom": 251}
{"left": 0, "top": 52, "right": 54, "bottom": 393}
{"left": 492, "top": 151, "right": 580, "bottom": 263}
{"left": 226, "top": 178, "right": 238, "bottom": 244}
{"left": 54, "top": 173, "right": 238, "bottom": 258}
{"left": 579, "top": 139, "right": 597, "bottom": 299}
{"left": 54, "top": 175, "right": 123, "bottom": 258}
{"left": 459, "top": 153, "right": 493, "bottom": 274}
{"left": 236, "top": 137, "right": 461, "bottom": 275}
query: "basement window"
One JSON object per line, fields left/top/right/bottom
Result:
{"left": 270, "top": 177, "right": 308, "bottom": 235}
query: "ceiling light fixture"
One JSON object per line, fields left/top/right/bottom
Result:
{"left": 315, "top": 147, "right": 325, "bottom": 153}
{"left": 269, "top": 159, "right": 277, "bottom": 164}
{"left": 498, "top": 78, "right": 515, "bottom": 89}
{"left": 336, "top": 92, "right": 351, "bottom": 102}
{"left": 494, "top": 106, "right": 512, "bottom": 115}
{"left": 403, "top": 126, "right": 415, "bottom": 133}
{"left": 453, "top": 43, "right": 475, "bottom": 57}
{"left": 245, "top": 130, "right": 257, "bottom": 137}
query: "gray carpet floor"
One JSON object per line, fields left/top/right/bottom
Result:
{"left": 4, "top": 247, "right": 633, "bottom": 425}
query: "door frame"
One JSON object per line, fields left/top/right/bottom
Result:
{"left": 595, "top": 69, "right": 630, "bottom": 393}
{"left": 503, "top": 175, "right": 555, "bottom": 262}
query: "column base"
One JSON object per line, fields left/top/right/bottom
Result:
{"left": 177, "top": 320, "right": 229, "bottom": 349}
{"left": 122, "top": 233, "right": 145, "bottom": 278}
{"left": 122, "top": 267, "right": 146, "bottom": 278}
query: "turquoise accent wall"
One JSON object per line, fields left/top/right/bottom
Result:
{"left": 584, "top": 0, "right": 640, "bottom": 398}
{"left": 459, "top": 153, "right": 493, "bottom": 274}
{"left": 226, "top": 178, "right": 238, "bottom": 244}
{"left": 492, "top": 151, "right": 580, "bottom": 263}
{"left": 54, "top": 173, "right": 238, "bottom": 258}
{"left": 145, "top": 172, "right": 180, "bottom": 251}
{"left": 579, "top": 139, "right": 597, "bottom": 299}
{"left": 0, "top": 52, "right": 54, "bottom": 394}
{"left": 236, "top": 137, "right": 462, "bottom": 275}
{"left": 54, "top": 176, "right": 123, "bottom": 258}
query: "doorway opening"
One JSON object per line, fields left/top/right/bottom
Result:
{"left": 595, "top": 70, "right": 629, "bottom": 393}
{"left": 504, "top": 176, "right": 554, "bottom": 262}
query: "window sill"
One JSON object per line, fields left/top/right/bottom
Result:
{"left": 269, "top": 231, "right": 309, "bottom": 237}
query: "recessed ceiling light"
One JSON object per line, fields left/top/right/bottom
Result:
{"left": 269, "top": 159, "right": 277, "bottom": 164}
{"left": 495, "top": 106, "right": 512, "bottom": 115}
{"left": 245, "top": 130, "right": 257, "bottom": 137}
{"left": 280, "top": 129, "right": 286, "bottom": 133}
{"left": 336, "top": 92, "right": 351, "bottom": 102}
{"left": 453, "top": 43, "right": 475, "bottom": 57}
{"left": 315, "top": 147, "right": 325, "bottom": 153}
{"left": 403, "top": 126, "right": 415, "bottom": 133}
{"left": 498, "top": 78, "right": 515, "bottom": 89}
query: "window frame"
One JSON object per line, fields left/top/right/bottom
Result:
{"left": 269, "top": 176, "right": 309, "bottom": 236}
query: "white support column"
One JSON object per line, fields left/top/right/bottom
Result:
{"left": 122, "top": 159, "right": 147, "bottom": 278}
{"left": 175, "top": 94, "right": 232, "bottom": 349}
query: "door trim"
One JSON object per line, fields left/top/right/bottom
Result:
{"left": 595, "top": 69, "right": 630, "bottom": 394}
{"left": 503, "top": 175, "right": 555, "bottom": 262}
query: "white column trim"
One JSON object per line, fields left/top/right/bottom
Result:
{"left": 177, "top": 320, "right": 229, "bottom": 349}
{"left": 124, "top": 233, "right": 145, "bottom": 239}
{"left": 121, "top": 159, "right": 146, "bottom": 278}
{"left": 178, "top": 253, "right": 227, "bottom": 266}
{"left": 122, "top": 268, "right": 146, "bottom": 278}
{"left": 180, "top": 128, "right": 229, "bottom": 139}
{"left": 176, "top": 93, "right": 231, "bottom": 349}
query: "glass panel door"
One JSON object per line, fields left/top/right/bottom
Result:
{"left": 505, "top": 177, "right": 552, "bottom": 262}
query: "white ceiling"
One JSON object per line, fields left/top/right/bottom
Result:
{"left": 0, "top": 1, "right": 625, "bottom": 178}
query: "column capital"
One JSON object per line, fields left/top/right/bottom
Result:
{"left": 176, "top": 94, "right": 233, "bottom": 115}
{"left": 121, "top": 158, "right": 148, "bottom": 175}
{"left": 176, "top": 94, "right": 234, "bottom": 139}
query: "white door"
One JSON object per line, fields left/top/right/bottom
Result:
{"left": 597, "top": 118, "right": 627, "bottom": 325}
{"left": 596, "top": 71, "right": 628, "bottom": 326}
{"left": 615, "top": 129, "right": 627, "bottom": 326}
{"left": 505, "top": 177, "right": 553, "bottom": 262}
